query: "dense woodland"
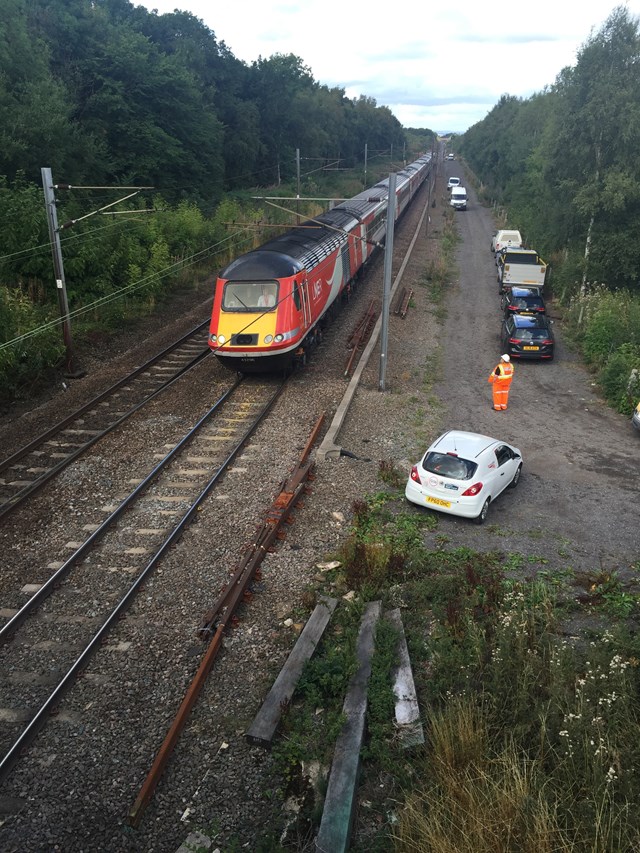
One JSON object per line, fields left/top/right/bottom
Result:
{"left": 0, "top": 0, "right": 639, "bottom": 414}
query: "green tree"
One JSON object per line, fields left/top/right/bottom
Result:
{"left": 249, "top": 53, "right": 318, "bottom": 184}
{"left": 543, "top": 6, "right": 640, "bottom": 291}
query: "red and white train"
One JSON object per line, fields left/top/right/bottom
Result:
{"left": 208, "top": 152, "right": 433, "bottom": 372}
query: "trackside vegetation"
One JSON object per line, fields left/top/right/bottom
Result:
{"left": 459, "top": 5, "right": 640, "bottom": 416}
{"left": 267, "top": 484, "right": 640, "bottom": 852}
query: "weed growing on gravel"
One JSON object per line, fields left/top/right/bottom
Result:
{"left": 484, "top": 522, "right": 507, "bottom": 535}
{"left": 503, "top": 552, "right": 525, "bottom": 571}
{"left": 378, "top": 460, "right": 405, "bottom": 488}
{"left": 525, "top": 527, "right": 545, "bottom": 540}
{"left": 573, "top": 569, "right": 639, "bottom": 619}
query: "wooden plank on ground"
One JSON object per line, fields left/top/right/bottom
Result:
{"left": 387, "top": 608, "right": 424, "bottom": 747}
{"left": 245, "top": 596, "right": 338, "bottom": 748}
{"left": 315, "top": 600, "right": 381, "bottom": 853}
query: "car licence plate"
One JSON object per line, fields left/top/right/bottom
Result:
{"left": 523, "top": 345, "right": 539, "bottom": 350}
{"left": 426, "top": 496, "right": 451, "bottom": 508}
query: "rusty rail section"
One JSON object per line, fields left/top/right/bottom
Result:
{"left": 344, "top": 299, "right": 379, "bottom": 377}
{"left": 393, "top": 287, "right": 414, "bottom": 318}
{"left": 128, "top": 413, "right": 326, "bottom": 828}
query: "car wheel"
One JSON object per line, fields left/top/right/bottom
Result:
{"left": 508, "top": 464, "right": 522, "bottom": 488}
{"left": 475, "top": 498, "right": 490, "bottom": 525}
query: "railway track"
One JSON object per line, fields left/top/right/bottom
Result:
{"left": 0, "top": 375, "right": 287, "bottom": 782}
{"left": 0, "top": 320, "right": 211, "bottom": 521}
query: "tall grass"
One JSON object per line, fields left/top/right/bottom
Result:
{"left": 390, "top": 572, "right": 640, "bottom": 851}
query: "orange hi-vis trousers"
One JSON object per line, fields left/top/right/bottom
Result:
{"left": 491, "top": 380, "right": 511, "bottom": 410}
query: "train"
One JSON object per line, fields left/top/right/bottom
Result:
{"left": 208, "top": 152, "right": 433, "bottom": 372}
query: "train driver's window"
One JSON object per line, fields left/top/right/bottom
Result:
{"left": 293, "top": 282, "right": 302, "bottom": 311}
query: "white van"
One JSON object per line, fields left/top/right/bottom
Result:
{"left": 450, "top": 187, "right": 467, "bottom": 210}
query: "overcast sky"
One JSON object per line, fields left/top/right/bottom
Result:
{"left": 137, "top": 1, "right": 640, "bottom": 133}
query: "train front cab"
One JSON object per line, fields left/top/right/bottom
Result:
{"left": 209, "top": 272, "right": 313, "bottom": 372}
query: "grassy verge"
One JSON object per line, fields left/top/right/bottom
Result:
{"left": 269, "top": 477, "right": 640, "bottom": 851}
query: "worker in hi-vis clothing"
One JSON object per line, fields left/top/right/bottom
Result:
{"left": 488, "top": 354, "right": 514, "bottom": 410}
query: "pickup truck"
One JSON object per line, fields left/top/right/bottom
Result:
{"left": 497, "top": 248, "right": 547, "bottom": 291}
{"left": 491, "top": 229, "right": 522, "bottom": 254}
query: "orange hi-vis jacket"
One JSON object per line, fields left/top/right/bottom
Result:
{"left": 489, "top": 362, "right": 514, "bottom": 384}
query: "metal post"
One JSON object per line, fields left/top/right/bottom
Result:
{"left": 363, "top": 143, "right": 368, "bottom": 189}
{"left": 41, "top": 168, "right": 84, "bottom": 377}
{"left": 379, "top": 173, "right": 396, "bottom": 392}
{"left": 296, "top": 148, "right": 301, "bottom": 224}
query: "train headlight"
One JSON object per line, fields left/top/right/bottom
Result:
{"left": 209, "top": 334, "right": 217, "bottom": 344}
{"left": 264, "top": 335, "right": 273, "bottom": 344}
{"left": 274, "top": 334, "right": 284, "bottom": 343}
{"left": 218, "top": 335, "right": 226, "bottom": 344}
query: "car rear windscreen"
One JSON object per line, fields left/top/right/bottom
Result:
{"left": 514, "top": 327, "right": 551, "bottom": 340}
{"left": 422, "top": 452, "right": 477, "bottom": 480}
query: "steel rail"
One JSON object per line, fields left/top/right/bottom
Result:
{"left": 0, "top": 374, "right": 243, "bottom": 644}
{"left": 344, "top": 299, "right": 379, "bottom": 377}
{"left": 0, "top": 320, "right": 211, "bottom": 521}
{"left": 0, "top": 377, "right": 288, "bottom": 784}
{"left": 128, "top": 413, "right": 325, "bottom": 827}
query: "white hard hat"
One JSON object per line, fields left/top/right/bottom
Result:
{"left": 501, "top": 353, "right": 510, "bottom": 362}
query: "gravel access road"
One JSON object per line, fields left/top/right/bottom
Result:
{"left": 420, "top": 161, "right": 640, "bottom": 580}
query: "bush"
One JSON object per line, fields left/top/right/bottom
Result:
{"left": 0, "top": 286, "right": 64, "bottom": 406}
{"left": 598, "top": 342, "right": 640, "bottom": 413}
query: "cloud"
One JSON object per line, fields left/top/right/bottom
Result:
{"left": 136, "top": 0, "right": 640, "bottom": 132}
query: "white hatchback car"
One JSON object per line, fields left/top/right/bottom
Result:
{"left": 405, "top": 430, "right": 523, "bottom": 524}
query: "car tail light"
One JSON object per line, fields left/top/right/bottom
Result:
{"left": 410, "top": 465, "right": 422, "bottom": 484}
{"left": 509, "top": 338, "right": 520, "bottom": 344}
{"left": 542, "top": 339, "right": 554, "bottom": 345}
{"left": 462, "top": 482, "right": 483, "bottom": 496}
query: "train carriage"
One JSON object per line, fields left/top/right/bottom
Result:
{"left": 208, "top": 153, "right": 432, "bottom": 372}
